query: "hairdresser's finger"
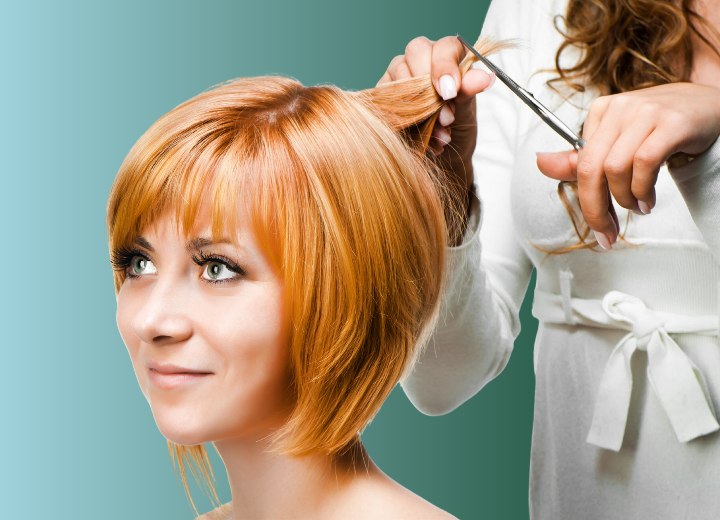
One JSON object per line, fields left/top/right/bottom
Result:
{"left": 394, "top": 60, "right": 413, "bottom": 81}
{"left": 404, "top": 36, "right": 434, "bottom": 77}
{"left": 575, "top": 108, "right": 619, "bottom": 187}
{"left": 432, "top": 125, "right": 452, "bottom": 147}
{"left": 428, "top": 126, "right": 447, "bottom": 155}
{"left": 579, "top": 181, "right": 617, "bottom": 249}
{"left": 438, "top": 104, "right": 455, "bottom": 127}
{"left": 431, "top": 36, "right": 466, "bottom": 100}
{"left": 536, "top": 150, "right": 578, "bottom": 181}
{"left": 630, "top": 129, "right": 670, "bottom": 212}
{"left": 603, "top": 118, "right": 656, "bottom": 211}
{"left": 380, "top": 55, "right": 403, "bottom": 83}
{"left": 582, "top": 95, "right": 611, "bottom": 140}
{"left": 577, "top": 167, "right": 618, "bottom": 248}
{"left": 377, "top": 70, "right": 392, "bottom": 86}
{"left": 457, "top": 67, "right": 494, "bottom": 102}
{"left": 385, "top": 55, "right": 412, "bottom": 82}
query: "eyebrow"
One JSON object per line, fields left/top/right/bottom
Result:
{"left": 186, "top": 237, "right": 235, "bottom": 253}
{"left": 134, "top": 236, "right": 154, "bottom": 252}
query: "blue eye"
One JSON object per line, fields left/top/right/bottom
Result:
{"left": 110, "top": 247, "right": 157, "bottom": 279}
{"left": 202, "top": 261, "right": 237, "bottom": 282}
{"left": 130, "top": 255, "right": 157, "bottom": 276}
{"left": 111, "top": 245, "right": 245, "bottom": 284}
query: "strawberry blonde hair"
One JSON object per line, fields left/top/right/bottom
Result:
{"left": 107, "top": 39, "right": 501, "bottom": 514}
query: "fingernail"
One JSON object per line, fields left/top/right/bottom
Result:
{"left": 487, "top": 71, "right": 496, "bottom": 89}
{"left": 439, "top": 105, "right": 455, "bottom": 126}
{"left": 638, "top": 200, "right": 652, "bottom": 214}
{"left": 435, "top": 127, "right": 451, "bottom": 144}
{"left": 594, "top": 231, "right": 613, "bottom": 251}
{"left": 439, "top": 75, "right": 457, "bottom": 100}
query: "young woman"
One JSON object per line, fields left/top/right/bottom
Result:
{"left": 381, "top": 0, "right": 720, "bottom": 518}
{"left": 106, "top": 43, "right": 499, "bottom": 517}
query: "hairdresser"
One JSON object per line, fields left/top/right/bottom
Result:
{"left": 379, "top": 0, "right": 720, "bottom": 518}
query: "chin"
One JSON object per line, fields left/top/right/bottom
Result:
{"left": 150, "top": 408, "right": 218, "bottom": 446}
{"left": 158, "top": 424, "right": 213, "bottom": 446}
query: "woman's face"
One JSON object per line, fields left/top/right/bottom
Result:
{"left": 115, "top": 208, "right": 292, "bottom": 446}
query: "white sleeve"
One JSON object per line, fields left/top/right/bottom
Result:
{"left": 668, "top": 139, "right": 720, "bottom": 261}
{"left": 401, "top": 0, "right": 540, "bottom": 415}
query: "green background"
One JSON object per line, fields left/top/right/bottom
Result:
{"left": 0, "top": 1, "right": 537, "bottom": 518}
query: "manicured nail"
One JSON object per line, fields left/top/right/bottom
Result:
{"left": 594, "top": 231, "right": 613, "bottom": 251}
{"left": 439, "top": 105, "right": 455, "bottom": 126}
{"left": 439, "top": 75, "right": 457, "bottom": 100}
{"left": 435, "top": 127, "right": 451, "bottom": 144}
{"left": 487, "top": 71, "right": 496, "bottom": 89}
{"left": 638, "top": 200, "right": 651, "bottom": 214}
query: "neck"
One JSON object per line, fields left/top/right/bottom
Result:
{"left": 214, "top": 436, "right": 378, "bottom": 520}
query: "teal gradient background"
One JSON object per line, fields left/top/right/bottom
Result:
{"left": 0, "top": 1, "right": 537, "bottom": 518}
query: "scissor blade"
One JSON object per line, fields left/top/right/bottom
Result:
{"left": 457, "top": 35, "right": 523, "bottom": 94}
{"left": 457, "top": 35, "right": 584, "bottom": 150}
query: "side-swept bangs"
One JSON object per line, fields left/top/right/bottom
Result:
{"left": 107, "top": 75, "right": 450, "bottom": 506}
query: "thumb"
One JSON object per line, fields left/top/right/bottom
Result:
{"left": 457, "top": 68, "right": 494, "bottom": 101}
{"left": 536, "top": 150, "right": 579, "bottom": 181}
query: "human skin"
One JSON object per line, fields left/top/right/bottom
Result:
{"left": 115, "top": 208, "right": 294, "bottom": 447}
{"left": 378, "top": 36, "right": 494, "bottom": 192}
{"left": 378, "top": 0, "right": 720, "bottom": 250}
{"left": 377, "top": 36, "right": 494, "bottom": 247}
{"left": 536, "top": 0, "right": 720, "bottom": 249}
{"left": 115, "top": 205, "right": 455, "bottom": 519}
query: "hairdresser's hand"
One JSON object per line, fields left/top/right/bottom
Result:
{"left": 537, "top": 82, "right": 720, "bottom": 249}
{"left": 378, "top": 36, "right": 494, "bottom": 190}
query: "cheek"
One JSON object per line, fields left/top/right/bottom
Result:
{"left": 209, "top": 284, "right": 292, "bottom": 432}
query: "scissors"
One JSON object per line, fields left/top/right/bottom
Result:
{"left": 457, "top": 35, "right": 585, "bottom": 151}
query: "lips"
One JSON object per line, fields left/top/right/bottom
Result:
{"left": 147, "top": 362, "right": 213, "bottom": 390}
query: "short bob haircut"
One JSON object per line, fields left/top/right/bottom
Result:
{"left": 107, "top": 38, "right": 500, "bottom": 507}
{"left": 108, "top": 77, "right": 447, "bottom": 455}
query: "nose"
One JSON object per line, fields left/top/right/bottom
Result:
{"left": 131, "top": 278, "right": 193, "bottom": 345}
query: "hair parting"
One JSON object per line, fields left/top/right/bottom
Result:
{"left": 108, "top": 36, "right": 504, "bottom": 513}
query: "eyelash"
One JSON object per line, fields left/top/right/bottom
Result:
{"left": 192, "top": 249, "right": 246, "bottom": 284}
{"left": 110, "top": 246, "right": 142, "bottom": 274}
{"left": 110, "top": 247, "right": 246, "bottom": 284}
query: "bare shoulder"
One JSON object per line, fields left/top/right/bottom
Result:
{"left": 333, "top": 471, "right": 457, "bottom": 520}
{"left": 195, "top": 502, "right": 232, "bottom": 520}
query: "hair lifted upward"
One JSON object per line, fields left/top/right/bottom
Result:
{"left": 108, "top": 73, "right": 450, "bottom": 442}
{"left": 107, "top": 75, "right": 453, "bottom": 510}
{"left": 107, "top": 37, "right": 501, "bottom": 513}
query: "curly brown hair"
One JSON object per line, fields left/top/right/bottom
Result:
{"left": 548, "top": 0, "right": 720, "bottom": 252}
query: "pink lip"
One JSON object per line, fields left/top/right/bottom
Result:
{"left": 147, "top": 363, "right": 213, "bottom": 390}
